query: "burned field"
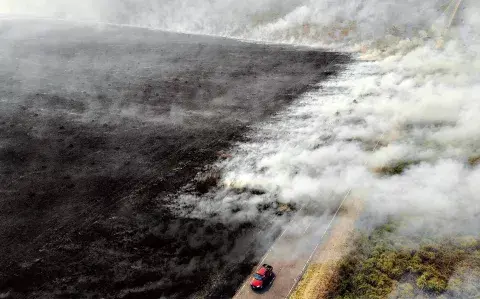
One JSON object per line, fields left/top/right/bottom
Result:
{"left": 0, "top": 20, "right": 347, "bottom": 298}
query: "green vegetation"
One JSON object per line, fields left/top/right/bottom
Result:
{"left": 373, "top": 160, "right": 420, "bottom": 176}
{"left": 328, "top": 222, "right": 480, "bottom": 299}
{"left": 468, "top": 156, "right": 480, "bottom": 166}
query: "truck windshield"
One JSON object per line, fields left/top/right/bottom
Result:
{"left": 253, "top": 274, "right": 264, "bottom": 280}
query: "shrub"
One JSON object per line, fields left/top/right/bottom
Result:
{"left": 416, "top": 272, "right": 447, "bottom": 293}
{"left": 328, "top": 221, "right": 478, "bottom": 299}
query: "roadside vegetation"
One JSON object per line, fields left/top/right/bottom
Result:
{"left": 468, "top": 156, "right": 480, "bottom": 167}
{"left": 328, "top": 221, "right": 480, "bottom": 298}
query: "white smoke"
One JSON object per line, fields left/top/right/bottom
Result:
{"left": 0, "top": 1, "right": 474, "bottom": 47}
{"left": 162, "top": 0, "right": 480, "bottom": 239}
{"left": 4, "top": 0, "right": 480, "bottom": 243}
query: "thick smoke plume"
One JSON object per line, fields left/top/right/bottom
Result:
{"left": 4, "top": 0, "right": 476, "bottom": 240}
{"left": 160, "top": 0, "right": 480, "bottom": 239}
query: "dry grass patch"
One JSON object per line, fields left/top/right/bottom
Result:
{"left": 372, "top": 161, "right": 420, "bottom": 176}
{"left": 468, "top": 156, "right": 480, "bottom": 166}
{"left": 291, "top": 262, "right": 341, "bottom": 299}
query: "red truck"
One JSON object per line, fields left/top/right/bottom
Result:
{"left": 250, "top": 264, "right": 275, "bottom": 291}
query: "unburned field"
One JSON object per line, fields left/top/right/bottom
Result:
{"left": 328, "top": 222, "right": 480, "bottom": 299}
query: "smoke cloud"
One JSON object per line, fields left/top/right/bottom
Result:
{"left": 149, "top": 0, "right": 480, "bottom": 241}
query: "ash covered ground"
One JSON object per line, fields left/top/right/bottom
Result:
{"left": 0, "top": 19, "right": 348, "bottom": 298}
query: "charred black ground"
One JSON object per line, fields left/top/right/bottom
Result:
{"left": 0, "top": 19, "right": 348, "bottom": 298}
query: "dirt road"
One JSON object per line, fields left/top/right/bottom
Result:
{"left": 290, "top": 198, "right": 363, "bottom": 299}
{"left": 233, "top": 197, "right": 362, "bottom": 299}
